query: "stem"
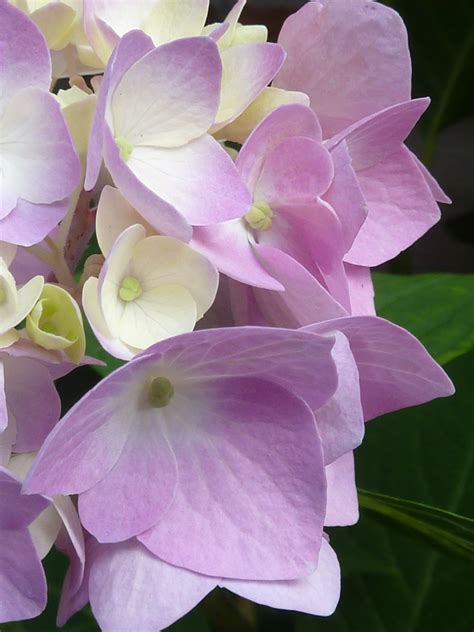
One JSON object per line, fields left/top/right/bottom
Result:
{"left": 27, "top": 239, "right": 75, "bottom": 290}
{"left": 45, "top": 236, "right": 75, "bottom": 288}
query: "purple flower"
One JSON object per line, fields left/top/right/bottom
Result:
{"left": 0, "top": 0, "right": 80, "bottom": 246}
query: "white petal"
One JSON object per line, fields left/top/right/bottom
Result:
{"left": 119, "top": 285, "right": 197, "bottom": 349}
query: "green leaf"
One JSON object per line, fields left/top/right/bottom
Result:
{"left": 373, "top": 272, "right": 474, "bottom": 365}
{"left": 358, "top": 489, "right": 474, "bottom": 563}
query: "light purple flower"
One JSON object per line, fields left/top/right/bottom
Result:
{"left": 84, "top": 30, "right": 251, "bottom": 240}
{"left": 273, "top": 0, "right": 450, "bottom": 266}
{"left": 192, "top": 104, "right": 367, "bottom": 310}
{"left": 0, "top": 0, "right": 80, "bottom": 246}
{"left": 60, "top": 535, "right": 340, "bottom": 632}
{"left": 25, "top": 326, "right": 343, "bottom": 581}
{"left": 274, "top": 0, "right": 412, "bottom": 138}
{"left": 59, "top": 450, "right": 357, "bottom": 630}
{"left": 0, "top": 467, "right": 50, "bottom": 623}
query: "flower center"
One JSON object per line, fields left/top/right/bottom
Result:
{"left": 119, "top": 276, "right": 142, "bottom": 302}
{"left": 148, "top": 376, "right": 174, "bottom": 408}
{"left": 115, "top": 136, "right": 134, "bottom": 162}
{"left": 0, "top": 286, "right": 5, "bottom": 304}
{"left": 244, "top": 200, "right": 273, "bottom": 231}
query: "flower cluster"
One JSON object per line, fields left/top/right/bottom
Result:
{"left": 0, "top": 0, "right": 454, "bottom": 629}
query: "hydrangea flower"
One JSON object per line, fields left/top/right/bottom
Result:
{"left": 83, "top": 0, "right": 287, "bottom": 133}
{"left": 25, "top": 327, "right": 340, "bottom": 579}
{"left": 274, "top": 0, "right": 450, "bottom": 265}
{"left": 192, "top": 104, "right": 367, "bottom": 310}
{"left": 85, "top": 30, "right": 253, "bottom": 239}
{"left": 0, "top": 0, "right": 81, "bottom": 246}
{"left": 82, "top": 217, "right": 219, "bottom": 360}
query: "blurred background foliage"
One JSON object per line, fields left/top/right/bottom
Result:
{"left": 5, "top": 1, "right": 473, "bottom": 630}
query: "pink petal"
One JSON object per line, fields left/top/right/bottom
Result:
{"left": 111, "top": 36, "right": 222, "bottom": 147}
{"left": 78, "top": 410, "right": 178, "bottom": 542}
{"left": 237, "top": 104, "right": 322, "bottom": 193}
{"left": 345, "top": 146, "right": 441, "bottom": 266}
{"left": 0, "top": 469, "right": 50, "bottom": 530}
{"left": 274, "top": 0, "right": 411, "bottom": 137}
{"left": 102, "top": 127, "right": 192, "bottom": 240}
{"left": 314, "top": 333, "right": 364, "bottom": 465}
{"left": 324, "top": 141, "right": 367, "bottom": 252}
{"left": 140, "top": 376, "right": 326, "bottom": 580}
{"left": 88, "top": 539, "right": 215, "bottom": 631}
{"left": 0, "top": 1, "right": 51, "bottom": 111}
{"left": 255, "top": 137, "right": 334, "bottom": 204}
{"left": 249, "top": 245, "right": 347, "bottom": 327}
{"left": 214, "top": 42, "right": 285, "bottom": 128}
{"left": 119, "top": 133, "right": 251, "bottom": 226}
{"left": 222, "top": 538, "right": 340, "bottom": 616}
{"left": 304, "top": 316, "right": 455, "bottom": 420}
{"left": 23, "top": 368, "right": 136, "bottom": 496}
{"left": 3, "top": 355, "right": 61, "bottom": 453}
{"left": 84, "top": 30, "right": 155, "bottom": 191}
{"left": 0, "top": 197, "right": 69, "bottom": 247}
{"left": 0, "top": 529, "right": 47, "bottom": 623}
{"left": 1, "top": 88, "right": 80, "bottom": 208}
{"left": 147, "top": 327, "right": 339, "bottom": 413}
{"left": 191, "top": 220, "right": 284, "bottom": 291}
{"left": 328, "top": 98, "right": 430, "bottom": 171}
{"left": 325, "top": 452, "right": 359, "bottom": 527}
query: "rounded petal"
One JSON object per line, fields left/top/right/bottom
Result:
{"left": 120, "top": 134, "right": 251, "bottom": 226}
{"left": 140, "top": 376, "right": 327, "bottom": 580}
{"left": 0, "top": 528, "right": 47, "bottom": 623}
{"left": 0, "top": 197, "right": 70, "bottom": 247}
{"left": 96, "top": 185, "right": 154, "bottom": 257}
{"left": 1, "top": 88, "right": 80, "bottom": 208}
{"left": 345, "top": 147, "right": 441, "bottom": 266}
{"left": 118, "top": 285, "right": 197, "bottom": 349}
{"left": 112, "top": 37, "right": 222, "bottom": 147}
{"left": 23, "top": 368, "right": 136, "bottom": 496}
{"left": 144, "top": 0, "right": 209, "bottom": 45}
{"left": 84, "top": 29, "right": 155, "bottom": 191}
{"left": 191, "top": 220, "right": 284, "bottom": 291}
{"left": 274, "top": 0, "right": 411, "bottom": 137}
{"left": 78, "top": 407, "right": 178, "bottom": 542}
{"left": 0, "top": 1, "right": 50, "bottom": 112}
{"left": 304, "top": 316, "right": 455, "bottom": 420}
{"left": 237, "top": 104, "right": 322, "bottom": 193}
{"left": 216, "top": 87, "right": 309, "bottom": 144}
{"left": 3, "top": 354, "right": 61, "bottom": 454}
{"left": 213, "top": 42, "right": 286, "bottom": 128}
{"left": 255, "top": 137, "right": 334, "bottom": 204}
{"left": 222, "top": 538, "right": 340, "bottom": 616}
{"left": 244, "top": 245, "right": 348, "bottom": 328}
{"left": 131, "top": 235, "right": 218, "bottom": 319}
{"left": 88, "top": 540, "right": 215, "bottom": 631}
{"left": 82, "top": 277, "right": 136, "bottom": 361}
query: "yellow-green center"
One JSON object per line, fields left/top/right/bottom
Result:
{"left": 244, "top": 200, "right": 273, "bottom": 231}
{"left": 148, "top": 376, "right": 174, "bottom": 408}
{"left": 0, "top": 286, "right": 5, "bottom": 305}
{"left": 119, "top": 276, "right": 142, "bottom": 302}
{"left": 115, "top": 136, "right": 134, "bottom": 162}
